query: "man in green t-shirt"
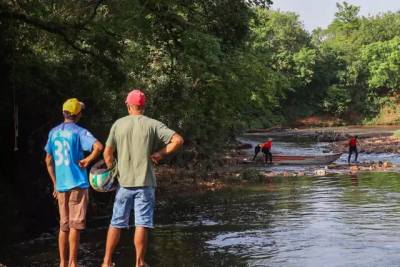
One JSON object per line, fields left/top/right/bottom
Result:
{"left": 101, "top": 90, "right": 184, "bottom": 267}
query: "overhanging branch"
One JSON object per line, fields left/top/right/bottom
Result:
{"left": 0, "top": 9, "right": 97, "bottom": 57}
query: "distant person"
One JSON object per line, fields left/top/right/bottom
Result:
{"left": 45, "top": 98, "right": 103, "bottom": 267}
{"left": 102, "top": 90, "right": 184, "bottom": 267}
{"left": 253, "top": 143, "right": 263, "bottom": 161}
{"left": 345, "top": 135, "right": 361, "bottom": 164}
{"left": 262, "top": 138, "right": 273, "bottom": 164}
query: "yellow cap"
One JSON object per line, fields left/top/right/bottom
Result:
{"left": 62, "top": 98, "right": 84, "bottom": 115}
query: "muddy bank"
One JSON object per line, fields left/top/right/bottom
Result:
{"left": 329, "top": 136, "right": 400, "bottom": 154}
{"left": 155, "top": 146, "right": 252, "bottom": 197}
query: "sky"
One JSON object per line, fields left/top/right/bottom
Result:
{"left": 271, "top": 0, "right": 400, "bottom": 32}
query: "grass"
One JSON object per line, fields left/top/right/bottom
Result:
{"left": 393, "top": 129, "right": 400, "bottom": 137}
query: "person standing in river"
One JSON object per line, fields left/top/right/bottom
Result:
{"left": 45, "top": 98, "right": 103, "bottom": 267}
{"left": 101, "top": 90, "right": 184, "bottom": 267}
{"left": 345, "top": 135, "right": 361, "bottom": 164}
{"left": 262, "top": 138, "right": 273, "bottom": 164}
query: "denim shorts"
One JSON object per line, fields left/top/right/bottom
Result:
{"left": 110, "top": 186, "right": 155, "bottom": 228}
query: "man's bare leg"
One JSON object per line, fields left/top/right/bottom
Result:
{"left": 68, "top": 228, "right": 81, "bottom": 267}
{"left": 134, "top": 227, "right": 148, "bottom": 267}
{"left": 103, "top": 226, "right": 121, "bottom": 266}
{"left": 59, "top": 230, "right": 68, "bottom": 267}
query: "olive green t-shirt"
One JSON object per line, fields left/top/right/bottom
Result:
{"left": 106, "top": 115, "right": 175, "bottom": 187}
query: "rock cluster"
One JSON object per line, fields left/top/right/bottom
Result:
{"left": 241, "top": 161, "right": 398, "bottom": 180}
{"left": 314, "top": 131, "right": 349, "bottom": 142}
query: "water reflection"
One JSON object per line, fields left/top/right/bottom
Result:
{"left": 3, "top": 173, "right": 400, "bottom": 266}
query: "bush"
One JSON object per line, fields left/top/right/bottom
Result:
{"left": 323, "top": 85, "right": 351, "bottom": 116}
{"left": 393, "top": 129, "right": 400, "bottom": 137}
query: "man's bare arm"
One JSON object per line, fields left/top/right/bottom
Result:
{"left": 77, "top": 141, "right": 103, "bottom": 169}
{"left": 104, "top": 145, "right": 116, "bottom": 168}
{"left": 150, "top": 133, "right": 184, "bottom": 164}
{"left": 45, "top": 153, "right": 58, "bottom": 198}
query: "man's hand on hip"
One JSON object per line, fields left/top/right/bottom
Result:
{"left": 150, "top": 152, "right": 164, "bottom": 165}
{"left": 76, "top": 158, "right": 91, "bottom": 169}
{"left": 150, "top": 133, "right": 184, "bottom": 165}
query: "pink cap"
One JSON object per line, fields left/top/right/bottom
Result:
{"left": 125, "top": 90, "right": 146, "bottom": 106}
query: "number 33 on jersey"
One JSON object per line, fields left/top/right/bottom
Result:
{"left": 45, "top": 123, "right": 98, "bottom": 192}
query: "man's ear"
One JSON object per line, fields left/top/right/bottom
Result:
{"left": 75, "top": 113, "right": 82, "bottom": 122}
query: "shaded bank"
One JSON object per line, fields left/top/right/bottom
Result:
{"left": 0, "top": 146, "right": 247, "bottom": 244}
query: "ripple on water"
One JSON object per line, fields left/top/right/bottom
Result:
{"left": 206, "top": 230, "right": 277, "bottom": 257}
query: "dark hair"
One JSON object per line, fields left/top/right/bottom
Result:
{"left": 355, "top": 135, "right": 359, "bottom": 139}
{"left": 128, "top": 104, "right": 145, "bottom": 111}
{"left": 63, "top": 111, "right": 77, "bottom": 120}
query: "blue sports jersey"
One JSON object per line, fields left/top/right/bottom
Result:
{"left": 45, "top": 122, "right": 97, "bottom": 192}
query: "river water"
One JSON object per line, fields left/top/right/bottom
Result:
{"left": 240, "top": 127, "right": 400, "bottom": 170}
{"left": 3, "top": 172, "right": 400, "bottom": 266}
{"left": 3, "top": 128, "right": 400, "bottom": 266}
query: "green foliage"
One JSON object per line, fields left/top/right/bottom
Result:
{"left": 362, "top": 37, "right": 400, "bottom": 93}
{"left": 323, "top": 85, "right": 351, "bottom": 116}
{"left": 393, "top": 129, "right": 400, "bottom": 138}
{"left": 2, "top": 0, "right": 400, "bottom": 166}
{"left": 302, "top": 3, "right": 400, "bottom": 122}
{"left": 1, "top": 0, "right": 284, "bottom": 166}
{"left": 334, "top": 2, "right": 360, "bottom": 23}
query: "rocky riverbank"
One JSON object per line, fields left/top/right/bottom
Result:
{"left": 155, "top": 145, "right": 252, "bottom": 197}
{"left": 329, "top": 136, "right": 400, "bottom": 154}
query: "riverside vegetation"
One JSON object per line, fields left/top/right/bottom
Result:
{"left": 2, "top": 1, "right": 400, "bottom": 241}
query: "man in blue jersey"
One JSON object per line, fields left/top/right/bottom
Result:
{"left": 45, "top": 98, "right": 103, "bottom": 267}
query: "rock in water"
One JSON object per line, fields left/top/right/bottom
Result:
{"left": 314, "top": 170, "right": 326, "bottom": 176}
{"left": 328, "top": 164, "right": 340, "bottom": 169}
{"left": 382, "top": 162, "right": 392, "bottom": 168}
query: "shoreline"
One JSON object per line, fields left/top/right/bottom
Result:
{"left": 155, "top": 136, "right": 400, "bottom": 198}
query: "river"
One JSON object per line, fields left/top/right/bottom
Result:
{"left": 2, "top": 127, "right": 400, "bottom": 266}
{"left": 240, "top": 126, "right": 400, "bottom": 170}
{"left": 3, "top": 172, "right": 400, "bottom": 266}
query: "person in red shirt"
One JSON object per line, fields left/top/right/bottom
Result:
{"left": 262, "top": 138, "right": 273, "bottom": 164}
{"left": 345, "top": 135, "right": 361, "bottom": 164}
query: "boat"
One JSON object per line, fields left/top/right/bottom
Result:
{"left": 272, "top": 153, "right": 342, "bottom": 165}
